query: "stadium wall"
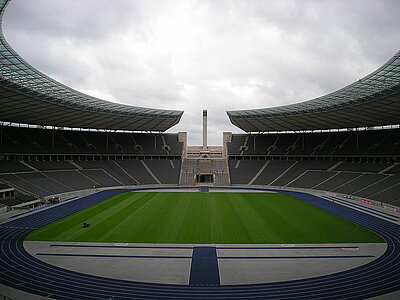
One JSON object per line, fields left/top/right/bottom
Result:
{"left": 32, "top": 184, "right": 399, "bottom": 215}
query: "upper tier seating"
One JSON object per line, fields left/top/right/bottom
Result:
{"left": 0, "top": 126, "right": 183, "bottom": 155}
{"left": 27, "top": 161, "right": 77, "bottom": 170}
{"left": 228, "top": 129, "right": 400, "bottom": 156}
{"left": 333, "top": 162, "right": 392, "bottom": 173}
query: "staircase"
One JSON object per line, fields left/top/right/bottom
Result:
{"left": 179, "top": 158, "right": 230, "bottom": 186}
{"left": 179, "top": 159, "right": 196, "bottom": 185}
{"left": 212, "top": 159, "right": 230, "bottom": 186}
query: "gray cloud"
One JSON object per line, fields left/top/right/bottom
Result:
{"left": 3, "top": 0, "right": 399, "bottom": 145}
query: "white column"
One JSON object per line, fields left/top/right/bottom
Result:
{"left": 203, "top": 110, "right": 207, "bottom": 149}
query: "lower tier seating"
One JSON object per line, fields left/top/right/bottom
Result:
{"left": 228, "top": 159, "right": 400, "bottom": 206}
{"left": 0, "top": 159, "right": 182, "bottom": 198}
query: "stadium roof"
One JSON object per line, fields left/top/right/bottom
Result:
{"left": 227, "top": 50, "right": 400, "bottom": 132}
{"left": 0, "top": 0, "right": 183, "bottom": 132}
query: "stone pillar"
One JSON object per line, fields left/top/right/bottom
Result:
{"left": 203, "top": 110, "right": 207, "bottom": 150}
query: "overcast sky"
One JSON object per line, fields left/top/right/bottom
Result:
{"left": 3, "top": 0, "right": 399, "bottom": 145}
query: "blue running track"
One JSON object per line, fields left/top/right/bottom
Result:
{"left": 0, "top": 188, "right": 399, "bottom": 299}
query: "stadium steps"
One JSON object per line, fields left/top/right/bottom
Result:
{"left": 331, "top": 173, "right": 364, "bottom": 192}
{"left": 331, "top": 174, "right": 387, "bottom": 195}
{"left": 248, "top": 160, "right": 270, "bottom": 185}
{"left": 169, "top": 159, "right": 175, "bottom": 168}
{"left": 69, "top": 161, "right": 83, "bottom": 170}
{"left": 212, "top": 159, "right": 230, "bottom": 186}
{"left": 145, "top": 159, "right": 181, "bottom": 184}
{"left": 179, "top": 159, "right": 193, "bottom": 185}
{"left": 369, "top": 180, "right": 400, "bottom": 200}
{"left": 285, "top": 170, "right": 308, "bottom": 187}
{"left": 112, "top": 161, "right": 140, "bottom": 184}
{"left": 285, "top": 135, "right": 302, "bottom": 155}
{"left": 313, "top": 172, "right": 360, "bottom": 191}
{"left": 356, "top": 174, "right": 400, "bottom": 199}
{"left": 225, "top": 160, "right": 231, "bottom": 185}
{"left": 179, "top": 158, "right": 229, "bottom": 186}
{"left": 106, "top": 161, "right": 143, "bottom": 184}
{"left": 379, "top": 163, "right": 399, "bottom": 174}
{"left": 80, "top": 169, "right": 123, "bottom": 187}
{"left": 329, "top": 134, "right": 352, "bottom": 155}
{"left": 312, "top": 172, "right": 339, "bottom": 189}
{"left": 364, "top": 132, "right": 393, "bottom": 155}
{"left": 10, "top": 173, "right": 51, "bottom": 197}
{"left": 353, "top": 175, "right": 391, "bottom": 195}
{"left": 19, "top": 161, "right": 38, "bottom": 172}
{"left": 287, "top": 170, "right": 336, "bottom": 189}
{"left": 252, "top": 160, "right": 293, "bottom": 186}
{"left": 77, "top": 170, "right": 101, "bottom": 186}
{"left": 268, "top": 135, "right": 279, "bottom": 155}
{"left": 140, "top": 161, "right": 161, "bottom": 184}
{"left": 18, "top": 171, "right": 75, "bottom": 194}
{"left": 240, "top": 135, "right": 250, "bottom": 155}
{"left": 99, "top": 169, "right": 125, "bottom": 186}
{"left": 161, "top": 135, "right": 170, "bottom": 155}
{"left": 269, "top": 161, "right": 297, "bottom": 186}
{"left": 234, "top": 160, "right": 241, "bottom": 169}
{"left": 328, "top": 161, "right": 344, "bottom": 171}
{"left": 310, "top": 135, "right": 329, "bottom": 155}
{"left": 42, "top": 172, "right": 74, "bottom": 191}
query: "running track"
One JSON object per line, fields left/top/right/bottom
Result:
{"left": 0, "top": 188, "right": 399, "bottom": 299}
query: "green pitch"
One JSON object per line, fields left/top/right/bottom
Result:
{"left": 26, "top": 192, "right": 384, "bottom": 244}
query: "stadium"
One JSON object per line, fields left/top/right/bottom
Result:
{"left": 0, "top": 0, "right": 400, "bottom": 299}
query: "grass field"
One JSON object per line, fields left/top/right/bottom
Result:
{"left": 26, "top": 192, "right": 384, "bottom": 244}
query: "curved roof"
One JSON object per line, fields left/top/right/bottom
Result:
{"left": 0, "top": 0, "right": 183, "bottom": 131}
{"left": 227, "top": 50, "right": 400, "bottom": 132}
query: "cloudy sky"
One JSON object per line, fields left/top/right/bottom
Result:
{"left": 3, "top": 0, "right": 399, "bottom": 145}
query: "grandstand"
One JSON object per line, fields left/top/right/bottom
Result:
{"left": 225, "top": 129, "right": 400, "bottom": 206}
{"left": 0, "top": 0, "right": 400, "bottom": 299}
{"left": 0, "top": 126, "right": 184, "bottom": 199}
{"left": 224, "top": 48, "right": 400, "bottom": 208}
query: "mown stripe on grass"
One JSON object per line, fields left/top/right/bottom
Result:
{"left": 26, "top": 192, "right": 384, "bottom": 244}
